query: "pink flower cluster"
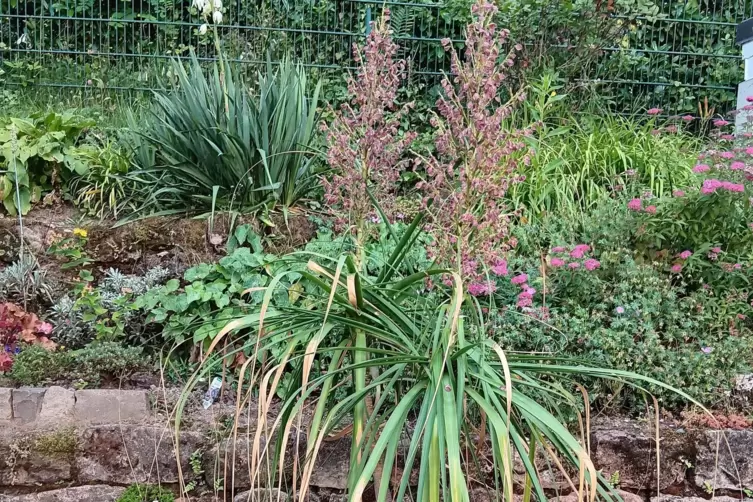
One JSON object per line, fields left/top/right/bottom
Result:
{"left": 322, "top": 13, "right": 416, "bottom": 232}
{"left": 419, "top": 0, "right": 532, "bottom": 288}
{"left": 627, "top": 198, "right": 656, "bottom": 214}
{"left": 701, "top": 179, "right": 745, "bottom": 195}
{"left": 510, "top": 274, "right": 536, "bottom": 308}
{"left": 548, "top": 245, "right": 600, "bottom": 271}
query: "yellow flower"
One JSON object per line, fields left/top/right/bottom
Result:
{"left": 550, "top": 91, "right": 557, "bottom": 97}
{"left": 73, "top": 228, "right": 88, "bottom": 238}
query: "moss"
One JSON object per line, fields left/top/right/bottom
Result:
{"left": 117, "top": 484, "right": 174, "bottom": 502}
{"left": 34, "top": 427, "right": 77, "bottom": 457}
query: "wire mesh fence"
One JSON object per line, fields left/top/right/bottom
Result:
{"left": 0, "top": 0, "right": 749, "bottom": 114}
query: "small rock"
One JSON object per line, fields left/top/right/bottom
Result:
{"left": 234, "top": 488, "right": 288, "bottom": 502}
{"left": 73, "top": 389, "right": 150, "bottom": 425}
{"left": 2, "top": 484, "right": 125, "bottom": 501}
{"left": 12, "top": 388, "right": 46, "bottom": 424}
{"left": 735, "top": 374, "right": 753, "bottom": 393}
{"left": 695, "top": 429, "right": 753, "bottom": 491}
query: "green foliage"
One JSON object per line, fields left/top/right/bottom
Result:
{"left": 10, "top": 342, "right": 150, "bottom": 386}
{"left": 126, "top": 52, "right": 321, "bottom": 217}
{"left": 0, "top": 255, "right": 55, "bottom": 308}
{"left": 493, "top": 251, "right": 753, "bottom": 410}
{"left": 509, "top": 79, "right": 698, "bottom": 220}
{"left": 67, "top": 138, "right": 137, "bottom": 219}
{"left": 117, "top": 484, "right": 174, "bottom": 502}
{"left": 46, "top": 229, "right": 93, "bottom": 270}
{"left": 135, "top": 245, "right": 287, "bottom": 345}
{"left": 0, "top": 111, "right": 94, "bottom": 215}
{"left": 50, "top": 266, "right": 169, "bottom": 346}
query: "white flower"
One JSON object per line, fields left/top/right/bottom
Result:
{"left": 192, "top": 0, "right": 207, "bottom": 11}
{"left": 212, "top": 10, "right": 223, "bottom": 24}
{"left": 212, "top": 0, "right": 222, "bottom": 11}
{"left": 15, "top": 33, "right": 29, "bottom": 47}
{"left": 198, "top": 23, "right": 208, "bottom": 35}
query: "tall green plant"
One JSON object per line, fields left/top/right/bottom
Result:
{"left": 126, "top": 51, "right": 321, "bottom": 217}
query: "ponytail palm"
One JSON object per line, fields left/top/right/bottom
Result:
{"left": 177, "top": 216, "right": 697, "bottom": 502}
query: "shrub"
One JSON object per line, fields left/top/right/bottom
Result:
{"left": 0, "top": 111, "right": 94, "bottom": 215}
{"left": 67, "top": 138, "right": 137, "bottom": 219}
{"left": 0, "top": 255, "right": 55, "bottom": 308}
{"left": 126, "top": 52, "right": 321, "bottom": 217}
{"left": 10, "top": 342, "right": 150, "bottom": 386}
{"left": 117, "top": 484, "right": 174, "bottom": 502}
{"left": 492, "top": 251, "right": 753, "bottom": 410}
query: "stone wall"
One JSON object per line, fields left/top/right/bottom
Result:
{"left": 0, "top": 386, "right": 749, "bottom": 502}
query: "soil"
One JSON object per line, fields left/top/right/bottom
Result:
{"left": 0, "top": 202, "right": 319, "bottom": 288}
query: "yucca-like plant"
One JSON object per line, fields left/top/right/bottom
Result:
{"left": 176, "top": 215, "right": 697, "bottom": 502}
{"left": 126, "top": 51, "right": 321, "bottom": 217}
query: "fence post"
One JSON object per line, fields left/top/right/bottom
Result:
{"left": 736, "top": 18, "right": 753, "bottom": 129}
{"left": 365, "top": 7, "right": 372, "bottom": 35}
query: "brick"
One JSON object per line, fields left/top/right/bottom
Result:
{"left": 73, "top": 389, "right": 149, "bottom": 425}
{"left": 37, "top": 386, "right": 74, "bottom": 425}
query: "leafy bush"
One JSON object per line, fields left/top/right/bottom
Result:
{"left": 492, "top": 251, "right": 753, "bottom": 409}
{"left": 10, "top": 342, "right": 150, "bottom": 386}
{"left": 117, "top": 484, "right": 174, "bottom": 502}
{"left": 0, "top": 111, "right": 94, "bottom": 215}
{"left": 126, "top": 52, "right": 321, "bottom": 217}
{"left": 67, "top": 138, "right": 137, "bottom": 219}
{"left": 0, "top": 303, "right": 54, "bottom": 372}
{"left": 0, "top": 255, "right": 55, "bottom": 308}
{"left": 50, "top": 266, "right": 169, "bottom": 347}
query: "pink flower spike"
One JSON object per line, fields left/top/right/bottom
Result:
{"left": 491, "top": 260, "right": 508, "bottom": 276}
{"left": 550, "top": 257, "right": 566, "bottom": 268}
{"left": 713, "top": 119, "right": 730, "bottom": 127}
{"left": 670, "top": 264, "right": 683, "bottom": 273}
{"left": 647, "top": 107, "right": 662, "bottom": 115}
{"left": 627, "top": 198, "right": 642, "bottom": 211}
{"left": 584, "top": 258, "right": 600, "bottom": 271}
{"left": 731, "top": 161, "right": 745, "bottom": 171}
{"left": 511, "top": 274, "right": 528, "bottom": 285}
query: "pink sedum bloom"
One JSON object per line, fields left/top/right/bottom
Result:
{"left": 672, "top": 190, "right": 685, "bottom": 197}
{"left": 584, "top": 258, "right": 600, "bottom": 271}
{"left": 693, "top": 164, "right": 710, "bottom": 173}
{"left": 670, "top": 264, "right": 683, "bottom": 273}
{"left": 647, "top": 107, "right": 662, "bottom": 115}
{"left": 681, "top": 115, "right": 694, "bottom": 122}
{"left": 644, "top": 205, "right": 657, "bottom": 214}
{"left": 511, "top": 274, "right": 528, "bottom": 285}
{"left": 678, "top": 250, "right": 692, "bottom": 259}
{"left": 568, "top": 262, "right": 580, "bottom": 269}
{"left": 731, "top": 161, "right": 745, "bottom": 170}
{"left": 627, "top": 198, "right": 642, "bottom": 211}
{"left": 713, "top": 119, "right": 730, "bottom": 127}
{"left": 550, "top": 257, "right": 566, "bottom": 268}
{"left": 720, "top": 151, "right": 735, "bottom": 159}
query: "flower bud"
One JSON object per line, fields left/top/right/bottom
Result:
{"left": 212, "top": 10, "right": 222, "bottom": 23}
{"left": 199, "top": 23, "right": 208, "bottom": 35}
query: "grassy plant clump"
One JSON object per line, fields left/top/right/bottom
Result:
{"left": 125, "top": 51, "right": 321, "bottom": 218}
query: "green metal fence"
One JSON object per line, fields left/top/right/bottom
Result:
{"left": 0, "top": 0, "right": 749, "bottom": 114}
